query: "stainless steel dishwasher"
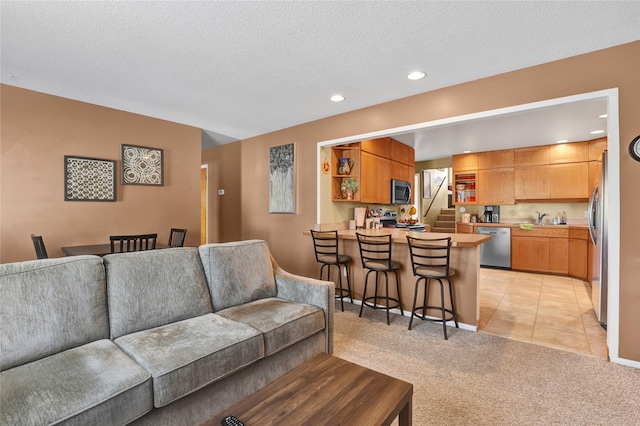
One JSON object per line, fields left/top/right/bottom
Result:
{"left": 476, "top": 227, "right": 511, "bottom": 269}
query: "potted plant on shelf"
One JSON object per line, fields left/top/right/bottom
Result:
{"left": 341, "top": 178, "right": 359, "bottom": 200}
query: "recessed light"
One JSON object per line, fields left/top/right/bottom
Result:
{"left": 599, "top": 114, "right": 608, "bottom": 118}
{"left": 590, "top": 130, "right": 605, "bottom": 134}
{"left": 407, "top": 71, "right": 426, "bottom": 80}
{"left": 330, "top": 94, "right": 344, "bottom": 102}
{"left": 556, "top": 139, "right": 568, "bottom": 143}
{"left": 463, "top": 150, "right": 472, "bottom": 154}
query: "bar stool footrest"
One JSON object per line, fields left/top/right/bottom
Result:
{"left": 363, "top": 296, "right": 402, "bottom": 311}
{"left": 411, "top": 305, "right": 458, "bottom": 324}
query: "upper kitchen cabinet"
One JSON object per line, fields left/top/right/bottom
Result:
{"left": 549, "top": 162, "right": 589, "bottom": 199}
{"left": 514, "top": 146, "right": 550, "bottom": 166}
{"left": 515, "top": 166, "right": 551, "bottom": 199}
{"left": 331, "top": 137, "right": 412, "bottom": 204}
{"left": 589, "top": 137, "right": 608, "bottom": 161}
{"left": 361, "top": 137, "right": 391, "bottom": 158}
{"left": 452, "top": 153, "right": 479, "bottom": 171}
{"left": 360, "top": 151, "right": 391, "bottom": 203}
{"left": 479, "top": 168, "right": 515, "bottom": 204}
{"left": 549, "top": 141, "right": 588, "bottom": 163}
{"left": 478, "top": 149, "right": 514, "bottom": 169}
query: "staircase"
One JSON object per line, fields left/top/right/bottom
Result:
{"left": 431, "top": 208, "right": 456, "bottom": 233}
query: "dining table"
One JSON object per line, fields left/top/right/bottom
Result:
{"left": 61, "top": 243, "right": 169, "bottom": 257}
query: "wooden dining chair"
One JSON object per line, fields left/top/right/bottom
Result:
{"left": 168, "top": 228, "right": 187, "bottom": 248}
{"left": 30, "top": 234, "right": 48, "bottom": 259}
{"left": 110, "top": 234, "right": 157, "bottom": 253}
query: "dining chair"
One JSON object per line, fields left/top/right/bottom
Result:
{"left": 168, "top": 228, "right": 187, "bottom": 248}
{"left": 30, "top": 234, "right": 48, "bottom": 259}
{"left": 110, "top": 234, "right": 157, "bottom": 254}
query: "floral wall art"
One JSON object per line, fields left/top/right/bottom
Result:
{"left": 269, "top": 143, "right": 295, "bottom": 213}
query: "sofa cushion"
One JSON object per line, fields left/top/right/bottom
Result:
{"left": 104, "top": 247, "right": 213, "bottom": 339}
{"left": 198, "top": 240, "right": 276, "bottom": 311}
{"left": 0, "top": 339, "right": 152, "bottom": 425}
{"left": 217, "top": 298, "right": 326, "bottom": 356}
{"left": 114, "top": 313, "right": 264, "bottom": 408}
{"left": 0, "top": 256, "right": 108, "bottom": 371}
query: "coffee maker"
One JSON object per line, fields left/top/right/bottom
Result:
{"left": 484, "top": 205, "right": 500, "bottom": 223}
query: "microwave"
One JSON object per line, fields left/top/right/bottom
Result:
{"left": 391, "top": 179, "right": 412, "bottom": 204}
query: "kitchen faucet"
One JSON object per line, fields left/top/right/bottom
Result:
{"left": 535, "top": 211, "right": 549, "bottom": 225}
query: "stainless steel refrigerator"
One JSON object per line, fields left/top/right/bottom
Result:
{"left": 588, "top": 150, "right": 608, "bottom": 328}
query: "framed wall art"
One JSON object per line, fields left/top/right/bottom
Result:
{"left": 64, "top": 155, "right": 116, "bottom": 201}
{"left": 269, "top": 143, "right": 295, "bottom": 214}
{"left": 121, "top": 144, "right": 164, "bottom": 186}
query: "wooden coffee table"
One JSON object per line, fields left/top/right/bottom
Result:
{"left": 201, "top": 353, "right": 412, "bottom": 426}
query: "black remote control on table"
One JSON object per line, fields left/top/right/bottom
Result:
{"left": 221, "top": 415, "right": 245, "bottom": 426}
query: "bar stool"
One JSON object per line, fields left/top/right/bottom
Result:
{"left": 356, "top": 232, "right": 403, "bottom": 325}
{"left": 310, "top": 229, "right": 353, "bottom": 311}
{"left": 406, "top": 235, "right": 459, "bottom": 339}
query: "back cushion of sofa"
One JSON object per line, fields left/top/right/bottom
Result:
{"left": 105, "top": 248, "right": 213, "bottom": 339}
{"left": 0, "top": 256, "right": 108, "bottom": 371}
{"left": 199, "top": 240, "right": 276, "bottom": 311}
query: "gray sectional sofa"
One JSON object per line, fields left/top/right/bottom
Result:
{"left": 0, "top": 240, "right": 334, "bottom": 425}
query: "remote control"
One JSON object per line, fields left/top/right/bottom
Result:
{"left": 221, "top": 415, "right": 245, "bottom": 426}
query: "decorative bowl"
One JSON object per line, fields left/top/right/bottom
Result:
{"left": 455, "top": 183, "right": 466, "bottom": 191}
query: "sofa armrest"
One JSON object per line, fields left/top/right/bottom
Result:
{"left": 272, "top": 263, "right": 334, "bottom": 354}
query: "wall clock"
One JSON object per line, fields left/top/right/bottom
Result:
{"left": 630, "top": 135, "right": 640, "bottom": 162}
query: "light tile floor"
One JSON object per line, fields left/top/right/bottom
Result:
{"left": 478, "top": 268, "right": 608, "bottom": 360}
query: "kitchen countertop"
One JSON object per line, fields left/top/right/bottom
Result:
{"left": 305, "top": 228, "right": 491, "bottom": 247}
{"left": 457, "top": 222, "right": 588, "bottom": 229}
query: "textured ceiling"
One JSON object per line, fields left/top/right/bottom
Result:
{"left": 2, "top": 1, "right": 639, "bottom": 157}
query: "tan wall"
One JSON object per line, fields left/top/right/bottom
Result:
{"left": 232, "top": 42, "right": 640, "bottom": 362}
{"left": 201, "top": 141, "right": 242, "bottom": 243}
{"left": 0, "top": 85, "right": 202, "bottom": 262}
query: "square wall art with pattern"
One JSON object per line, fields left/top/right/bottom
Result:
{"left": 121, "top": 144, "right": 164, "bottom": 186}
{"left": 269, "top": 143, "right": 295, "bottom": 214}
{"left": 64, "top": 156, "right": 116, "bottom": 201}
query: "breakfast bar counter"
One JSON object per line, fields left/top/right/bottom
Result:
{"left": 305, "top": 229, "right": 490, "bottom": 329}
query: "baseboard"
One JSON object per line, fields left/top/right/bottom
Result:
{"left": 343, "top": 299, "right": 477, "bottom": 332}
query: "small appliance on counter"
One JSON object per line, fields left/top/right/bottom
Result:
{"left": 380, "top": 210, "right": 398, "bottom": 228}
{"left": 483, "top": 205, "right": 500, "bottom": 223}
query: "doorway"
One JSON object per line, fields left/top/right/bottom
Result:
{"left": 316, "top": 88, "right": 620, "bottom": 363}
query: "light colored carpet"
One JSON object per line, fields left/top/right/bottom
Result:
{"left": 333, "top": 302, "right": 640, "bottom": 425}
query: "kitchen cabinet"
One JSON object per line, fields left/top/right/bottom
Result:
{"left": 514, "top": 146, "right": 549, "bottom": 166}
{"left": 452, "top": 153, "right": 479, "bottom": 171}
{"left": 456, "top": 223, "right": 475, "bottom": 234}
{"left": 478, "top": 168, "right": 515, "bottom": 204}
{"left": 569, "top": 227, "right": 589, "bottom": 280}
{"left": 453, "top": 171, "right": 477, "bottom": 204}
{"left": 391, "top": 139, "right": 414, "bottom": 166}
{"left": 360, "top": 151, "right": 390, "bottom": 204}
{"left": 514, "top": 166, "right": 550, "bottom": 199}
{"left": 361, "top": 138, "right": 391, "bottom": 158}
{"left": 550, "top": 141, "right": 588, "bottom": 164}
{"left": 511, "top": 226, "right": 569, "bottom": 274}
{"left": 549, "top": 162, "right": 589, "bottom": 199}
{"left": 589, "top": 137, "right": 607, "bottom": 161}
{"left": 331, "top": 144, "right": 361, "bottom": 202}
{"left": 512, "top": 236, "right": 550, "bottom": 272}
{"left": 331, "top": 138, "right": 413, "bottom": 204}
{"left": 478, "top": 149, "right": 514, "bottom": 169}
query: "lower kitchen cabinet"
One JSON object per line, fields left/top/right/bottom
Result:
{"left": 549, "top": 239, "right": 569, "bottom": 274}
{"left": 569, "top": 228, "right": 590, "bottom": 280}
{"left": 512, "top": 236, "right": 550, "bottom": 272}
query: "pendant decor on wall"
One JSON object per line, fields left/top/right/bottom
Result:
{"left": 64, "top": 155, "right": 116, "bottom": 201}
{"left": 121, "top": 144, "right": 164, "bottom": 186}
{"left": 269, "top": 143, "right": 295, "bottom": 214}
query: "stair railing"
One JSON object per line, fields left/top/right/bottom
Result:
{"left": 423, "top": 175, "right": 448, "bottom": 218}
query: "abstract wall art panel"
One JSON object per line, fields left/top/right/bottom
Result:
{"left": 121, "top": 144, "right": 164, "bottom": 186}
{"left": 269, "top": 143, "right": 295, "bottom": 214}
{"left": 64, "top": 156, "right": 116, "bottom": 201}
